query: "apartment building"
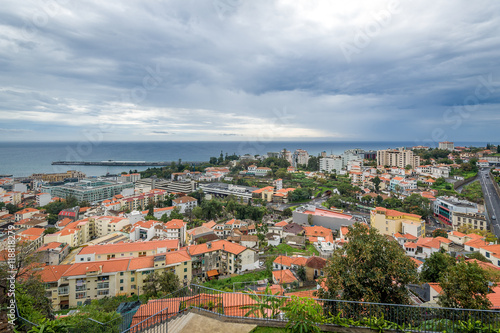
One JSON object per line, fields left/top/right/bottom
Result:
{"left": 39, "top": 250, "right": 192, "bottom": 309}
{"left": 42, "top": 180, "right": 134, "bottom": 203}
{"left": 130, "top": 219, "right": 187, "bottom": 246}
{"left": 75, "top": 239, "right": 179, "bottom": 263}
{"left": 433, "top": 196, "right": 479, "bottom": 225}
{"left": 92, "top": 216, "right": 130, "bottom": 238}
{"left": 452, "top": 212, "right": 488, "bottom": 231}
{"left": 31, "top": 170, "right": 86, "bottom": 182}
{"left": 199, "top": 183, "right": 256, "bottom": 203}
{"left": 439, "top": 141, "right": 454, "bottom": 151}
{"left": 37, "top": 242, "right": 70, "bottom": 265}
{"left": 44, "top": 219, "right": 95, "bottom": 248}
{"left": 292, "top": 149, "right": 309, "bottom": 167}
{"left": 36, "top": 193, "right": 52, "bottom": 207}
{"left": 172, "top": 196, "right": 198, "bottom": 213}
{"left": 318, "top": 155, "right": 344, "bottom": 173}
{"left": 370, "top": 207, "right": 425, "bottom": 238}
{"left": 377, "top": 148, "right": 420, "bottom": 168}
{"left": 187, "top": 240, "right": 258, "bottom": 280}
{"left": 15, "top": 208, "right": 40, "bottom": 222}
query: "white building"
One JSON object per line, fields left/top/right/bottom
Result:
{"left": 319, "top": 156, "right": 343, "bottom": 173}
{"left": 172, "top": 196, "right": 198, "bottom": 213}
{"left": 36, "top": 193, "right": 52, "bottom": 207}
{"left": 439, "top": 141, "right": 454, "bottom": 151}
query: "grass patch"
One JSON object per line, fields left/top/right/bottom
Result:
{"left": 202, "top": 270, "right": 270, "bottom": 291}
{"left": 250, "top": 327, "right": 288, "bottom": 333}
{"left": 267, "top": 243, "right": 317, "bottom": 256}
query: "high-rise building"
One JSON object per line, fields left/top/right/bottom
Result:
{"left": 292, "top": 149, "right": 309, "bottom": 167}
{"left": 319, "top": 156, "right": 343, "bottom": 173}
{"left": 377, "top": 148, "right": 420, "bottom": 168}
{"left": 439, "top": 141, "right": 454, "bottom": 151}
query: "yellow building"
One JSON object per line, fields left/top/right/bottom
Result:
{"left": 38, "top": 250, "right": 192, "bottom": 309}
{"left": 371, "top": 207, "right": 425, "bottom": 238}
{"left": 74, "top": 239, "right": 179, "bottom": 262}
{"left": 44, "top": 219, "right": 95, "bottom": 248}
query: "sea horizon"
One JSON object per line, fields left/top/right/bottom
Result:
{"left": 0, "top": 140, "right": 490, "bottom": 177}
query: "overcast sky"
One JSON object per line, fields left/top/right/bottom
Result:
{"left": 1, "top": 0, "right": 499, "bottom": 143}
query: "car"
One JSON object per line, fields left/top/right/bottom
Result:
{"left": 493, "top": 215, "right": 496, "bottom": 220}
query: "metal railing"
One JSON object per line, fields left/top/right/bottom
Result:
{"left": 14, "top": 283, "right": 500, "bottom": 333}
{"left": 158, "top": 284, "right": 500, "bottom": 332}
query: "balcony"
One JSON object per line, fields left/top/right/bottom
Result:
{"left": 58, "top": 286, "right": 69, "bottom": 295}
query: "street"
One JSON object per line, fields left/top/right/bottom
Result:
{"left": 478, "top": 168, "right": 500, "bottom": 237}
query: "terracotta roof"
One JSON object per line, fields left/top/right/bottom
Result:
{"left": 188, "top": 240, "right": 248, "bottom": 256}
{"left": 37, "top": 265, "right": 71, "bottom": 282}
{"left": 305, "top": 256, "right": 327, "bottom": 269}
{"left": 273, "top": 255, "right": 294, "bottom": 267}
{"left": 464, "top": 238, "right": 488, "bottom": 248}
{"left": 18, "top": 227, "right": 44, "bottom": 237}
{"left": 78, "top": 239, "right": 179, "bottom": 256}
{"left": 428, "top": 282, "right": 443, "bottom": 294}
{"left": 286, "top": 290, "right": 316, "bottom": 298}
{"left": 62, "top": 259, "right": 130, "bottom": 277}
{"left": 273, "top": 269, "right": 297, "bottom": 284}
{"left": 202, "top": 220, "right": 216, "bottom": 229}
{"left": 449, "top": 231, "right": 466, "bottom": 237}
{"left": 172, "top": 196, "right": 197, "bottom": 204}
{"left": 165, "top": 219, "right": 186, "bottom": 229}
{"left": 410, "top": 257, "right": 423, "bottom": 267}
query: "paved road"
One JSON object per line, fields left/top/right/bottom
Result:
{"left": 478, "top": 168, "right": 500, "bottom": 237}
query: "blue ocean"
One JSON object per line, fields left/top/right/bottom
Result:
{"left": 0, "top": 141, "right": 486, "bottom": 177}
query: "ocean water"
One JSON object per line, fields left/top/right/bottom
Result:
{"left": 0, "top": 141, "right": 485, "bottom": 177}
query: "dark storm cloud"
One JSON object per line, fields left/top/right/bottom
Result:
{"left": 0, "top": 0, "right": 499, "bottom": 142}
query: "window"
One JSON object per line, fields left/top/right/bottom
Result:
{"left": 98, "top": 289, "right": 109, "bottom": 296}
{"left": 97, "top": 282, "right": 109, "bottom": 289}
{"left": 131, "top": 277, "right": 135, "bottom": 282}
{"left": 76, "top": 285, "right": 86, "bottom": 292}
{"left": 486, "top": 252, "right": 491, "bottom": 258}
{"left": 131, "top": 285, "right": 136, "bottom": 289}
{"left": 184, "top": 262, "right": 187, "bottom": 265}
{"left": 76, "top": 292, "right": 86, "bottom": 299}
{"left": 120, "top": 272, "right": 124, "bottom": 276}
{"left": 184, "top": 268, "right": 187, "bottom": 272}
{"left": 120, "top": 287, "right": 123, "bottom": 291}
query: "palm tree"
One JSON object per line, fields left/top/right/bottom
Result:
{"left": 241, "top": 286, "right": 285, "bottom": 319}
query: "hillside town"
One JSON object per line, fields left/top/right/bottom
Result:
{"left": 3, "top": 142, "right": 500, "bottom": 331}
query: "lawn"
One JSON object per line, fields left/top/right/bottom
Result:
{"left": 267, "top": 243, "right": 318, "bottom": 256}
{"left": 203, "top": 270, "right": 270, "bottom": 291}
{"left": 250, "top": 327, "right": 287, "bottom": 333}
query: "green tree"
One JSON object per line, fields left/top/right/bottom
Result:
{"left": 439, "top": 260, "right": 494, "bottom": 309}
{"left": 283, "top": 296, "right": 324, "bottom": 333}
{"left": 372, "top": 176, "right": 381, "bottom": 193}
{"left": 420, "top": 251, "right": 456, "bottom": 282}
{"left": 242, "top": 286, "right": 285, "bottom": 318}
{"left": 432, "top": 228, "right": 448, "bottom": 238}
{"left": 43, "top": 226, "right": 58, "bottom": 235}
{"left": 192, "top": 206, "right": 204, "bottom": 219}
{"left": 283, "top": 207, "right": 293, "bottom": 217}
{"left": 467, "top": 252, "right": 490, "bottom": 262}
{"left": 200, "top": 200, "right": 224, "bottom": 220}
{"left": 307, "top": 156, "right": 319, "bottom": 171}
{"left": 142, "top": 271, "right": 181, "bottom": 297}
{"left": 320, "top": 223, "right": 418, "bottom": 304}
{"left": 297, "top": 266, "right": 307, "bottom": 281}
{"left": 307, "top": 214, "right": 313, "bottom": 225}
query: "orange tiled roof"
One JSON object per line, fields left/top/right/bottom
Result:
{"left": 188, "top": 240, "right": 247, "bottom": 256}
{"left": 78, "top": 239, "right": 179, "bottom": 256}
{"left": 273, "top": 269, "right": 297, "bottom": 284}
